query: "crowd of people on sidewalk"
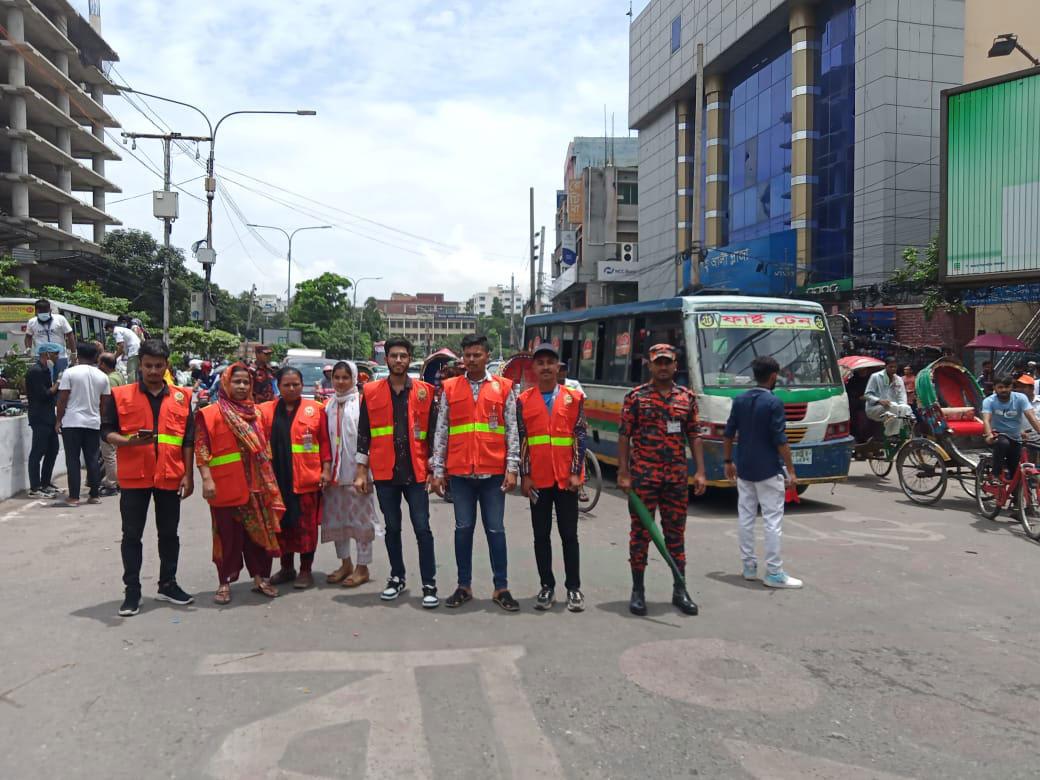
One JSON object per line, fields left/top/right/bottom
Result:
{"left": 23, "top": 307, "right": 804, "bottom": 620}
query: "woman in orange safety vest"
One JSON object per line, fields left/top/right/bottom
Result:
{"left": 197, "top": 363, "right": 285, "bottom": 604}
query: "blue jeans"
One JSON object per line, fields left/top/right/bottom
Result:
{"left": 375, "top": 482, "right": 436, "bottom": 587}
{"left": 450, "top": 475, "right": 508, "bottom": 590}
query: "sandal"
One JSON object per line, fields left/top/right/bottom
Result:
{"left": 492, "top": 589, "right": 520, "bottom": 612}
{"left": 213, "top": 584, "right": 232, "bottom": 605}
{"left": 251, "top": 579, "right": 279, "bottom": 598}
{"left": 342, "top": 566, "right": 370, "bottom": 588}
{"left": 326, "top": 560, "right": 354, "bottom": 584}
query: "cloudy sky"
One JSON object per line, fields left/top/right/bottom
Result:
{"left": 88, "top": 0, "right": 646, "bottom": 304}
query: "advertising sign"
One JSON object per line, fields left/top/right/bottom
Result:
{"left": 597, "top": 261, "right": 640, "bottom": 282}
{"left": 797, "top": 278, "right": 853, "bottom": 297}
{"left": 941, "top": 69, "right": 1040, "bottom": 285}
{"left": 566, "top": 178, "right": 584, "bottom": 225}
{"left": 581, "top": 338, "right": 593, "bottom": 360}
{"left": 615, "top": 331, "right": 631, "bottom": 357}
{"left": 0, "top": 302, "right": 35, "bottom": 323}
{"left": 696, "top": 311, "right": 826, "bottom": 331}
{"left": 697, "top": 231, "right": 796, "bottom": 295}
{"left": 561, "top": 230, "right": 577, "bottom": 266}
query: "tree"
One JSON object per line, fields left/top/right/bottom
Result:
{"left": 168, "top": 325, "right": 241, "bottom": 361}
{"left": 35, "top": 280, "right": 144, "bottom": 323}
{"left": 0, "top": 256, "right": 26, "bottom": 296}
{"left": 491, "top": 297, "right": 505, "bottom": 319}
{"left": 889, "top": 237, "right": 966, "bottom": 319}
{"left": 464, "top": 298, "right": 474, "bottom": 315}
{"left": 289, "top": 272, "right": 352, "bottom": 328}
{"left": 359, "top": 296, "right": 386, "bottom": 341}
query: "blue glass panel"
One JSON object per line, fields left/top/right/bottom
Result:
{"left": 770, "top": 55, "right": 785, "bottom": 86}
{"left": 671, "top": 16, "right": 681, "bottom": 53}
{"left": 733, "top": 79, "right": 746, "bottom": 107}
{"left": 771, "top": 82, "right": 786, "bottom": 122}
{"left": 756, "top": 133, "right": 771, "bottom": 183}
{"left": 744, "top": 188, "right": 757, "bottom": 228}
{"left": 758, "top": 94, "right": 770, "bottom": 134}
{"left": 732, "top": 190, "right": 745, "bottom": 228}
{"left": 730, "top": 143, "right": 745, "bottom": 191}
{"left": 830, "top": 8, "right": 849, "bottom": 45}
{"left": 733, "top": 104, "right": 745, "bottom": 144}
{"left": 743, "top": 141, "right": 757, "bottom": 186}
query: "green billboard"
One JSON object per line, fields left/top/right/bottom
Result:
{"left": 941, "top": 69, "right": 1040, "bottom": 285}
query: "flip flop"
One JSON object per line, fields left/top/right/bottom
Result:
{"left": 251, "top": 582, "right": 278, "bottom": 598}
{"left": 213, "top": 586, "right": 232, "bottom": 605}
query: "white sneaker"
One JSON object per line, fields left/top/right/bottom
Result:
{"left": 763, "top": 571, "right": 803, "bottom": 589}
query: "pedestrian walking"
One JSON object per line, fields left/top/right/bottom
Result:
{"left": 518, "top": 343, "right": 587, "bottom": 612}
{"left": 197, "top": 364, "right": 285, "bottom": 604}
{"left": 101, "top": 339, "right": 195, "bottom": 617}
{"left": 54, "top": 342, "right": 110, "bottom": 507}
{"left": 25, "top": 343, "right": 61, "bottom": 498}
{"left": 105, "top": 320, "right": 141, "bottom": 381}
{"left": 261, "top": 367, "right": 332, "bottom": 590}
{"left": 430, "top": 333, "right": 520, "bottom": 612}
{"left": 617, "top": 343, "right": 705, "bottom": 617}
{"left": 323, "top": 361, "right": 382, "bottom": 589}
{"left": 865, "top": 357, "right": 913, "bottom": 437}
{"left": 722, "top": 355, "right": 803, "bottom": 590}
{"left": 354, "top": 338, "right": 439, "bottom": 608}
{"left": 97, "top": 352, "right": 125, "bottom": 496}
{"left": 23, "top": 299, "right": 76, "bottom": 374}
{"left": 250, "top": 344, "right": 279, "bottom": 403}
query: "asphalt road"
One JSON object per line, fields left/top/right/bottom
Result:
{"left": 1, "top": 463, "right": 1039, "bottom": 779}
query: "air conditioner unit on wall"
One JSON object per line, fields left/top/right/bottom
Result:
{"left": 619, "top": 242, "right": 638, "bottom": 263}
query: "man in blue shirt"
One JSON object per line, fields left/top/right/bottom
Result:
{"left": 721, "top": 355, "right": 801, "bottom": 589}
{"left": 982, "top": 375, "right": 1040, "bottom": 478}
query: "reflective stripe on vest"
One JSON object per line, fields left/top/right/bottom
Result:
{"left": 291, "top": 443, "right": 319, "bottom": 454}
{"left": 362, "top": 379, "right": 434, "bottom": 482}
{"left": 370, "top": 425, "right": 394, "bottom": 437}
{"left": 209, "top": 451, "right": 242, "bottom": 467}
{"left": 449, "top": 422, "right": 506, "bottom": 436}
{"left": 527, "top": 435, "right": 574, "bottom": 447}
{"left": 157, "top": 434, "right": 183, "bottom": 446}
{"left": 113, "top": 383, "right": 190, "bottom": 490}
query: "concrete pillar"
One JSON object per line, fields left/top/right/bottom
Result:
{"left": 90, "top": 84, "right": 107, "bottom": 245}
{"left": 7, "top": 8, "right": 29, "bottom": 223}
{"left": 53, "top": 40, "right": 73, "bottom": 240}
{"left": 790, "top": 4, "right": 819, "bottom": 288}
{"left": 704, "top": 74, "right": 728, "bottom": 248}
{"left": 675, "top": 100, "right": 692, "bottom": 286}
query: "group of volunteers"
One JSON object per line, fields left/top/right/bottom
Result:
{"left": 25, "top": 304, "right": 803, "bottom": 619}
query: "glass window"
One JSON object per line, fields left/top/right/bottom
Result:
{"left": 577, "top": 322, "right": 599, "bottom": 383}
{"left": 618, "top": 182, "right": 638, "bottom": 204}
{"left": 696, "top": 314, "right": 838, "bottom": 388}
{"left": 604, "top": 318, "right": 634, "bottom": 384}
{"left": 670, "top": 16, "right": 681, "bottom": 54}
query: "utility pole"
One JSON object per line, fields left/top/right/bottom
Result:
{"left": 535, "top": 226, "right": 546, "bottom": 314}
{"left": 528, "top": 186, "right": 535, "bottom": 316}
{"left": 244, "top": 283, "right": 256, "bottom": 341}
{"left": 121, "top": 130, "right": 209, "bottom": 342}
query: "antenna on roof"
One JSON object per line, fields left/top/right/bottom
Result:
{"left": 603, "top": 105, "right": 608, "bottom": 167}
{"left": 626, "top": 1, "right": 633, "bottom": 19}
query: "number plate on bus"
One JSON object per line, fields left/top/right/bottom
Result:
{"left": 791, "top": 449, "right": 813, "bottom": 465}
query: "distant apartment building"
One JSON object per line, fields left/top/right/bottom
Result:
{"left": 256, "top": 293, "right": 286, "bottom": 315}
{"left": 375, "top": 292, "right": 477, "bottom": 349}
{"left": 551, "top": 137, "right": 640, "bottom": 311}
{"left": 0, "top": 0, "right": 122, "bottom": 286}
{"left": 468, "top": 285, "right": 523, "bottom": 316}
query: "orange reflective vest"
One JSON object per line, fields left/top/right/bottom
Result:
{"left": 519, "top": 385, "right": 584, "bottom": 489}
{"left": 443, "top": 374, "right": 513, "bottom": 476}
{"left": 198, "top": 403, "right": 253, "bottom": 507}
{"left": 112, "top": 383, "right": 191, "bottom": 491}
{"left": 363, "top": 378, "right": 434, "bottom": 482}
{"left": 259, "top": 399, "right": 327, "bottom": 494}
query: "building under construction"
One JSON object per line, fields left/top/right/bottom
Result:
{"left": 0, "top": 0, "right": 121, "bottom": 286}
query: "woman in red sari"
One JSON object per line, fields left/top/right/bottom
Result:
{"left": 197, "top": 363, "right": 285, "bottom": 604}
{"left": 260, "top": 367, "right": 332, "bottom": 590}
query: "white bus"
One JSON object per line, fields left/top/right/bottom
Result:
{"left": 523, "top": 295, "right": 851, "bottom": 491}
{"left": 0, "top": 297, "right": 118, "bottom": 354}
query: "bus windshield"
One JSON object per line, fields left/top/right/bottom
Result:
{"left": 694, "top": 310, "right": 838, "bottom": 388}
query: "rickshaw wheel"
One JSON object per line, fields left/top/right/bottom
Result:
{"left": 896, "top": 439, "right": 947, "bottom": 505}
{"left": 868, "top": 451, "right": 893, "bottom": 478}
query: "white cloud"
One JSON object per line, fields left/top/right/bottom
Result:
{"left": 90, "top": 0, "right": 635, "bottom": 304}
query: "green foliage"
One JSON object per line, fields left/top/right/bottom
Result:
{"left": 168, "top": 325, "right": 240, "bottom": 361}
{"left": 289, "top": 273, "right": 352, "bottom": 328}
{"left": 34, "top": 280, "right": 148, "bottom": 324}
{"left": 0, "top": 256, "right": 27, "bottom": 296}
{"left": 890, "top": 237, "right": 966, "bottom": 320}
{"left": 270, "top": 342, "right": 304, "bottom": 363}
{"left": 1, "top": 352, "right": 30, "bottom": 394}
{"left": 359, "top": 297, "right": 386, "bottom": 341}
{"left": 491, "top": 297, "right": 505, "bottom": 319}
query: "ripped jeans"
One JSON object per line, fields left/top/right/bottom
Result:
{"left": 450, "top": 475, "right": 508, "bottom": 590}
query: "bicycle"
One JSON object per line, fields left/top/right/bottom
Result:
{"left": 974, "top": 439, "right": 1040, "bottom": 539}
{"left": 864, "top": 415, "right": 913, "bottom": 478}
{"left": 578, "top": 449, "right": 602, "bottom": 514}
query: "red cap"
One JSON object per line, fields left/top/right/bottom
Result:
{"left": 648, "top": 343, "right": 677, "bottom": 362}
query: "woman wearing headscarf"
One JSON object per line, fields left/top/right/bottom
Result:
{"left": 260, "top": 367, "right": 332, "bottom": 590}
{"left": 322, "top": 361, "right": 382, "bottom": 586}
{"left": 196, "top": 363, "right": 285, "bottom": 604}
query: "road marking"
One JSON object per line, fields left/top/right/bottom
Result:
{"left": 620, "top": 638, "right": 818, "bottom": 713}
{"left": 198, "top": 646, "right": 562, "bottom": 779}
{"left": 723, "top": 739, "right": 913, "bottom": 779}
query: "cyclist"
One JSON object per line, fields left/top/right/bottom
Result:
{"left": 982, "top": 375, "right": 1040, "bottom": 479}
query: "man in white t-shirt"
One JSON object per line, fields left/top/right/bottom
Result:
{"left": 55, "top": 342, "right": 112, "bottom": 507}
{"left": 106, "top": 319, "right": 142, "bottom": 380}
{"left": 24, "top": 298, "right": 76, "bottom": 373}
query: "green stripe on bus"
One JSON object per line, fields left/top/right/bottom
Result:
{"left": 209, "top": 452, "right": 241, "bottom": 467}
{"left": 703, "top": 386, "right": 844, "bottom": 402}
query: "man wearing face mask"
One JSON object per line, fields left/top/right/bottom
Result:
{"left": 24, "top": 299, "right": 76, "bottom": 374}
{"left": 25, "top": 343, "right": 62, "bottom": 498}
{"left": 723, "top": 355, "right": 801, "bottom": 589}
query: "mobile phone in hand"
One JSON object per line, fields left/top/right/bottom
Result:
{"left": 137, "top": 429, "right": 155, "bottom": 438}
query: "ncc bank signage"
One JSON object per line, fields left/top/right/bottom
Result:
{"left": 694, "top": 231, "right": 796, "bottom": 296}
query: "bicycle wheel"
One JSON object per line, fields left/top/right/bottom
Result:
{"left": 897, "top": 439, "right": 947, "bottom": 505}
{"left": 578, "top": 450, "right": 602, "bottom": 514}
{"left": 1015, "top": 470, "right": 1040, "bottom": 539}
{"left": 974, "top": 456, "right": 1001, "bottom": 520}
{"left": 868, "top": 451, "right": 893, "bottom": 478}
{"left": 958, "top": 470, "right": 979, "bottom": 500}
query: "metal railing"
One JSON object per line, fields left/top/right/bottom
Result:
{"left": 994, "top": 306, "right": 1040, "bottom": 374}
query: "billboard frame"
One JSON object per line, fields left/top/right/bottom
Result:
{"left": 939, "top": 65, "right": 1040, "bottom": 288}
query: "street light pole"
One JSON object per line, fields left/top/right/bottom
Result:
{"left": 349, "top": 276, "right": 382, "bottom": 358}
{"left": 115, "top": 87, "right": 316, "bottom": 331}
{"left": 247, "top": 224, "right": 331, "bottom": 311}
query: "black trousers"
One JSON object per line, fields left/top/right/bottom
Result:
{"left": 993, "top": 435, "right": 1022, "bottom": 479}
{"left": 530, "top": 485, "right": 580, "bottom": 591}
{"left": 120, "top": 487, "right": 182, "bottom": 594}
{"left": 28, "top": 423, "right": 59, "bottom": 490}
{"left": 61, "top": 427, "right": 101, "bottom": 500}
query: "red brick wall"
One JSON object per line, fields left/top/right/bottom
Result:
{"left": 895, "top": 307, "right": 975, "bottom": 349}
